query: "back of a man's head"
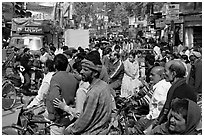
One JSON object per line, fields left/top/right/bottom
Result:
{"left": 166, "top": 60, "right": 186, "bottom": 78}
{"left": 85, "top": 50, "right": 102, "bottom": 66}
{"left": 24, "top": 48, "right": 30, "bottom": 53}
{"left": 145, "top": 54, "right": 155, "bottom": 66}
{"left": 54, "top": 54, "right": 68, "bottom": 71}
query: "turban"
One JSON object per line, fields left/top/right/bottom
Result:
{"left": 81, "top": 59, "right": 102, "bottom": 73}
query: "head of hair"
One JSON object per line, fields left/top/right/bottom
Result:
{"left": 113, "top": 52, "right": 120, "bottom": 59}
{"left": 114, "top": 45, "right": 120, "bottom": 50}
{"left": 85, "top": 51, "right": 102, "bottom": 66}
{"left": 50, "top": 46, "right": 56, "bottom": 52}
{"left": 129, "top": 50, "right": 136, "bottom": 58}
{"left": 85, "top": 51, "right": 102, "bottom": 78}
{"left": 45, "top": 59, "right": 55, "bottom": 72}
{"left": 181, "top": 54, "right": 190, "bottom": 63}
{"left": 49, "top": 43, "right": 54, "bottom": 46}
{"left": 78, "top": 47, "right": 84, "bottom": 53}
{"left": 95, "top": 43, "right": 100, "bottom": 48}
{"left": 168, "top": 60, "right": 186, "bottom": 78}
{"left": 76, "top": 52, "right": 86, "bottom": 61}
{"left": 61, "top": 46, "right": 68, "bottom": 51}
{"left": 145, "top": 54, "right": 155, "bottom": 66}
{"left": 14, "top": 47, "right": 20, "bottom": 52}
{"left": 63, "top": 50, "right": 73, "bottom": 58}
{"left": 104, "top": 47, "right": 112, "bottom": 55}
{"left": 40, "top": 47, "right": 45, "bottom": 51}
{"left": 136, "top": 50, "right": 142, "bottom": 55}
{"left": 53, "top": 54, "right": 68, "bottom": 71}
{"left": 23, "top": 48, "right": 30, "bottom": 53}
{"left": 73, "top": 61, "right": 82, "bottom": 73}
{"left": 171, "top": 98, "right": 188, "bottom": 122}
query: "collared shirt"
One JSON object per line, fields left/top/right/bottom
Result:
{"left": 146, "top": 79, "right": 171, "bottom": 120}
{"left": 66, "top": 79, "right": 112, "bottom": 135}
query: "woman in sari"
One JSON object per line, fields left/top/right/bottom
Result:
{"left": 120, "top": 50, "right": 142, "bottom": 98}
{"left": 149, "top": 98, "right": 201, "bottom": 135}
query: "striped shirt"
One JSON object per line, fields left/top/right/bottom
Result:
{"left": 136, "top": 85, "right": 154, "bottom": 107}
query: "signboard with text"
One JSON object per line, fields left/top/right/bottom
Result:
{"left": 166, "top": 4, "right": 180, "bottom": 20}
{"left": 21, "top": 26, "right": 43, "bottom": 34}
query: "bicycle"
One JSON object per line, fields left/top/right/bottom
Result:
{"left": 2, "top": 104, "right": 64, "bottom": 135}
{"left": 108, "top": 96, "right": 146, "bottom": 135}
{"left": 2, "top": 79, "right": 24, "bottom": 110}
{"left": 2, "top": 74, "right": 39, "bottom": 111}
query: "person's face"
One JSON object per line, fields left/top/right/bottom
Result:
{"left": 43, "top": 65, "right": 48, "bottom": 74}
{"left": 115, "top": 48, "right": 120, "bottom": 53}
{"left": 95, "top": 46, "right": 99, "bottom": 50}
{"left": 80, "top": 66, "right": 94, "bottom": 83}
{"left": 137, "top": 53, "right": 142, "bottom": 58}
{"left": 40, "top": 49, "right": 45, "bottom": 55}
{"left": 149, "top": 69, "right": 162, "bottom": 84}
{"left": 168, "top": 110, "right": 186, "bottom": 133}
{"left": 110, "top": 53, "right": 116, "bottom": 62}
{"left": 50, "top": 50, "right": 55, "bottom": 54}
{"left": 164, "top": 65, "right": 174, "bottom": 82}
{"left": 161, "top": 51, "right": 166, "bottom": 56}
{"left": 189, "top": 56, "right": 196, "bottom": 65}
{"left": 129, "top": 54, "right": 135, "bottom": 63}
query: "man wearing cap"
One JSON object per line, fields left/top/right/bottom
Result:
{"left": 188, "top": 51, "right": 202, "bottom": 96}
{"left": 64, "top": 51, "right": 112, "bottom": 135}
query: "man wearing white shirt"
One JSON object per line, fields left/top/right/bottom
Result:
{"left": 27, "top": 59, "right": 55, "bottom": 108}
{"left": 130, "top": 66, "right": 171, "bottom": 134}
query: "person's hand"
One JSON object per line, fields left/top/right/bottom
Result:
{"left": 139, "top": 77, "right": 148, "bottom": 87}
{"left": 64, "top": 123, "right": 74, "bottom": 135}
{"left": 53, "top": 98, "right": 67, "bottom": 110}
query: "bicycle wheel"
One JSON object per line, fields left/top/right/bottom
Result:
{"left": 2, "top": 126, "right": 23, "bottom": 135}
{"left": 2, "top": 80, "right": 17, "bottom": 110}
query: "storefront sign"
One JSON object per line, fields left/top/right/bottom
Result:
{"left": 21, "top": 26, "right": 43, "bottom": 34}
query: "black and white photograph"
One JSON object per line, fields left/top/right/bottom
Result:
{"left": 2, "top": 1, "right": 202, "bottom": 135}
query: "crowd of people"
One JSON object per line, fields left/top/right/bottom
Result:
{"left": 2, "top": 36, "right": 202, "bottom": 135}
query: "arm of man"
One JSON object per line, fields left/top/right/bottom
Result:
{"left": 27, "top": 82, "right": 49, "bottom": 108}
{"left": 64, "top": 92, "right": 99, "bottom": 134}
{"left": 46, "top": 79, "right": 61, "bottom": 121}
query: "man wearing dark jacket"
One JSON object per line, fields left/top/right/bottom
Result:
{"left": 108, "top": 52, "right": 124, "bottom": 96}
{"left": 153, "top": 60, "right": 197, "bottom": 127}
{"left": 46, "top": 54, "right": 79, "bottom": 135}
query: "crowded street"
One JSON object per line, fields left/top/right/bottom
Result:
{"left": 2, "top": 2, "right": 202, "bottom": 135}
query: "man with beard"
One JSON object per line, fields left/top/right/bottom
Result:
{"left": 64, "top": 51, "right": 112, "bottom": 135}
